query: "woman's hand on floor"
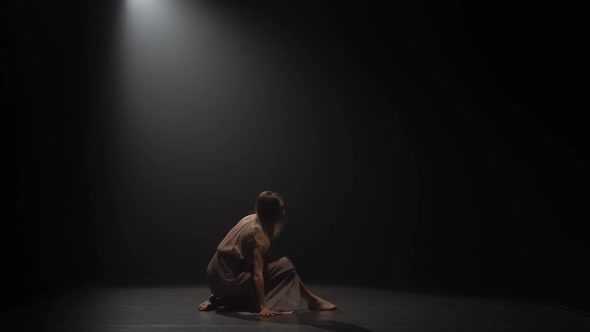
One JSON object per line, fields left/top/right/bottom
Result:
{"left": 257, "top": 307, "right": 281, "bottom": 317}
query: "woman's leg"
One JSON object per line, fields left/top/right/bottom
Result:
{"left": 296, "top": 275, "right": 338, "bottom": 310}
{"left": 201, "top": 256, "right": 338, "bottom": 311}
{"left": 199, "top": 252, "right": 227, "bottom": 311}
{"left": 265, "top": 257, "right": 337, "bottom": 311}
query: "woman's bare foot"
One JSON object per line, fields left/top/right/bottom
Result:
{"left": 198, "top": 295, "right": 213, "bottom": 311}
{"left": 308, "top": 297, "right": 338, "bottom": 310}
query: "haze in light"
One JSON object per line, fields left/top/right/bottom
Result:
{"left": 112, "top": 0, "right": 337, "bottom": 202}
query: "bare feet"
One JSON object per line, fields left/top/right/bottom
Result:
{"left": 308, "top": 297, "right": 338, "bottom": 310}
{"left": 198, "top": 295, "right": 213, "bottom": 311}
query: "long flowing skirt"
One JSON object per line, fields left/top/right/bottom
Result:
{"left": 206, "top": 251, "right": 301, "bottom": 312}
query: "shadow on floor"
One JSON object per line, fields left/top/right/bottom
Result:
{"left": 216, "top": 310, "right": 372, "bottom": 332}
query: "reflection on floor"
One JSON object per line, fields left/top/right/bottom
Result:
{"left": 2, "top": 285, "right": 589, "bottom": 331}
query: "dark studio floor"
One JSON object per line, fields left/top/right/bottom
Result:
{"left": 2, "top": 285, "right": 589, "bottom": 332}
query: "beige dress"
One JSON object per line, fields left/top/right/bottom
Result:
{"left": 206, "top": 214, "right": 301, "bottom": 312}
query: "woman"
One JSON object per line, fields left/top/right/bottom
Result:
{"left": 198, "top": 191, "right": 338, "bottom": 317}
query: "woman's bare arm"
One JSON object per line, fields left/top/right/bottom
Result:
{"left": 253, "top": 246, "right": 281, "bottom": 317}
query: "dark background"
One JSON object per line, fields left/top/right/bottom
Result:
{"left": 4, "top": 0, "right": 588, "bottom": 314}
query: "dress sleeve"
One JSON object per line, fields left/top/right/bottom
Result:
{"left": 251, "top": 226, "right": 270, "bottom": 254}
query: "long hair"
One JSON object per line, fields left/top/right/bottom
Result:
{"left": 255, "top": 191, "right": 283, "bottom": 238}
